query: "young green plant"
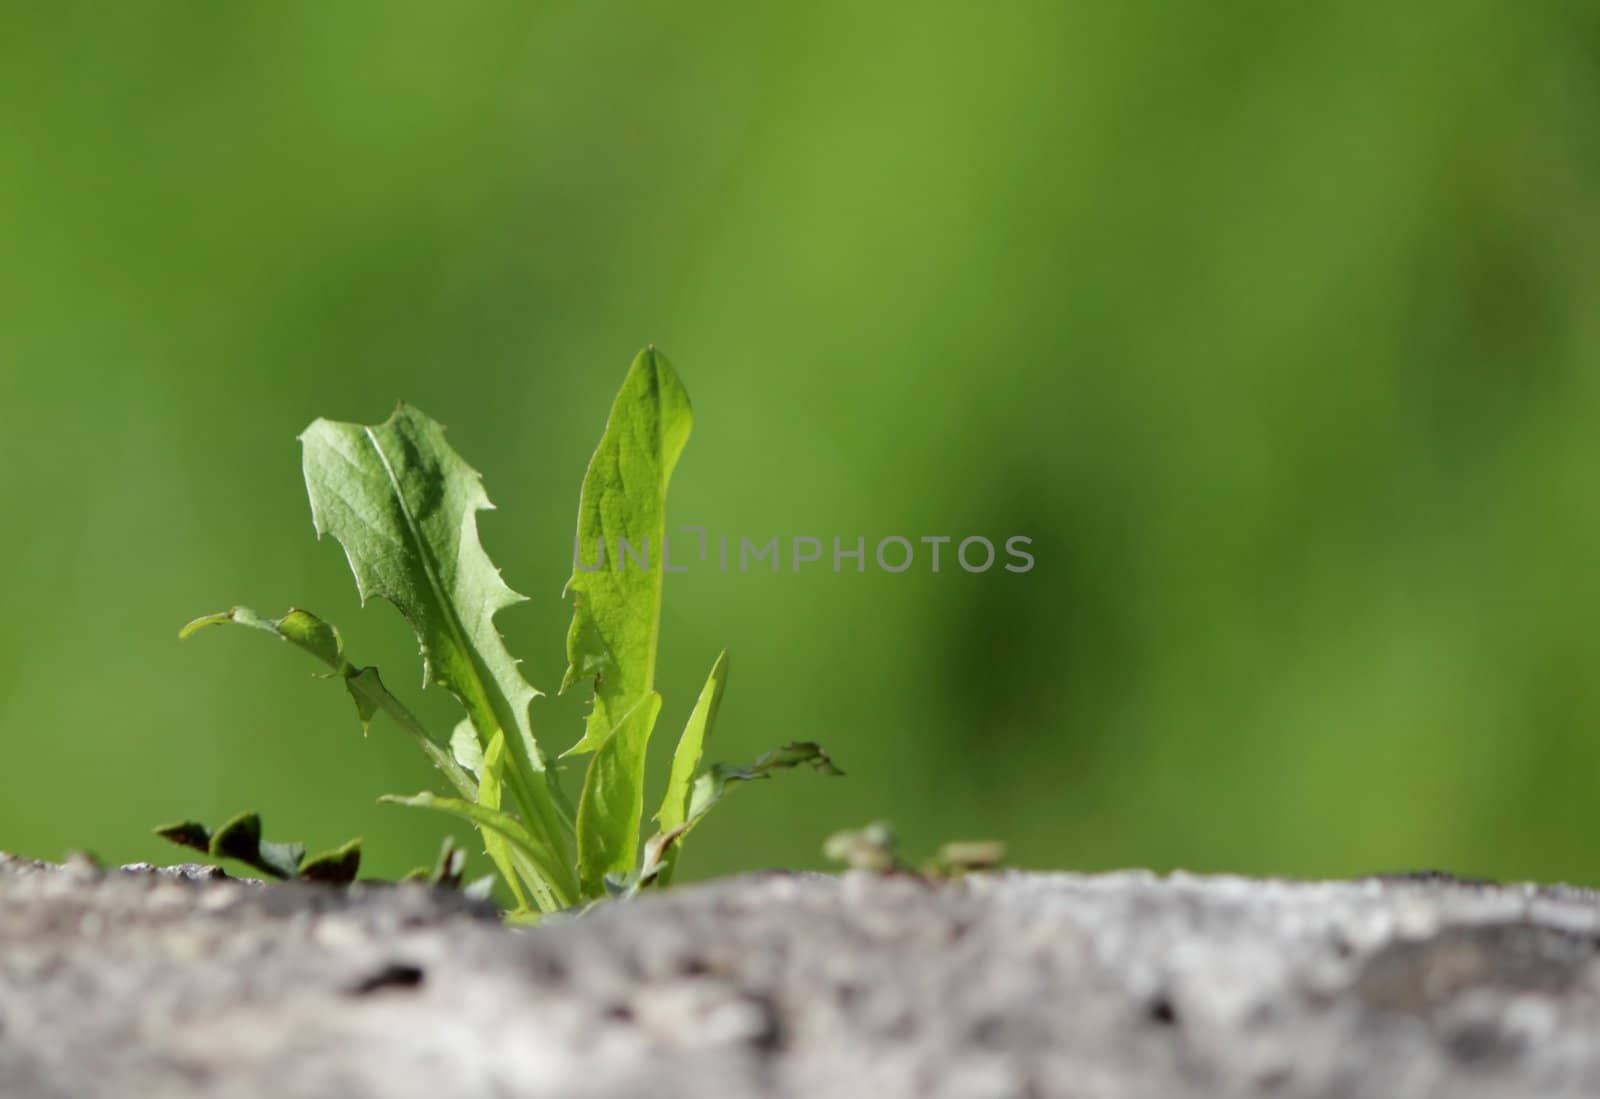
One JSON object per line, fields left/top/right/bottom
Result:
{"left": 181, "top": 348, "right": 840, "bottom": 916}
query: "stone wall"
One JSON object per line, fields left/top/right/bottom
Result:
{"left": 3, "top": 854, "right": 1597, "bottom": 1097}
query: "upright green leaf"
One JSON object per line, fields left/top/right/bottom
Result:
{"left": 561, "top": 348, "right": 693, "bottom": 749}
{"left": 572, "top": 691, "right": 662, "bottom": 890}
{"left": 561, "top": 348, "right": 693, "bottom": 891}
{"left": 300, "top": 405, "right": 576, "bottom": 908}
{"left": 651, "top": 650, "right": 729, "bottom": 886}
{"left": 475, "top": 730, "right": 530, "bottom": 912}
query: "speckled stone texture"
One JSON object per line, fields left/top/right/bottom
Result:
{"left": 4, "top": 853, "right": 1600, "bottom": 1098}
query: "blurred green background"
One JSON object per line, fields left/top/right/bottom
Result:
{"left": 3, "top": 3, "right": 1599, "bottom": 888}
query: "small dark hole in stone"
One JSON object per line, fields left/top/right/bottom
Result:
{"left": 1446, "top": 1021, "right": 1520, "bottom": 1066}
{"left": 1257, "top": 1068, "right": 1292, "bottom": 1091}
{"left": 350, "top": 963, "right": 425, "bottom": 995}
{"left": 969, "top": 1014, "right": 1004, "bottom": 1046}
{"left": 618, "top": 950, "right": 646, "bottom": 981}
{"left": 883, "top": 1011, "right": 917, "bottom": 1040}
{"left": 1147, "top": 996, "right": 1179, "bottom": 1026}
{"left": 532, "top": 954, "right": 567, "bottom": 983}
{"left": 603, "top": 1003, "right": 636, "bottom": 1023}
{"left": 745, "top": 995, "right": 785, "bottom": 1052}
{"left": 679, "top": 955, "right": 711, "bottom": 978}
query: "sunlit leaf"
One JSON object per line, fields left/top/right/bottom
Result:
{"left": 561, "top": 348, "right": 693, "bottom": 891}
{"left": 652, "top": 650, "right": 728, "bottom": 886}
{"left": 574, "top": 691, "right": 661, "bottom": 891}
{"left": 300, "top": 405, "right": 576, "bottom": 909}
{"left": 450, "top": 718, "right": 484, "bottom": 776}
{"left": 476, "top": 730, "right": 530, "bottom": 911}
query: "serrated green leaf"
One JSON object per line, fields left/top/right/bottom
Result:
{"left": 689, "top": 742, "right": 844, "bottom": 819}
{"left": 575, "top": 691, "right": 662, "bottom": 892}
{"left": 299, "top": 838, "right": 362, "bottom": 884}
{"left": 639, "top": 742, "right": 844, "bottom": 885}
{"left": 298, "top": 406, "right": 532, "bottom": 747}
{"left": 182, "top": 606, "right": 478, "bottom": 802}
{"left": 299, "top": 406, "right": 576, "bottom": 908}
{"left": 562, "top": 348, "right": 692, "bottom": 891}
{"left": 651, "top": 650, "right": 728, "bottom": 887}
{"left": 152, "top": 813, "right": 366, "bottom": 883}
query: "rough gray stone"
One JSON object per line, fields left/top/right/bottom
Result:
{"left": 4, "top": 853, "right": 1600, "bottom": 1097}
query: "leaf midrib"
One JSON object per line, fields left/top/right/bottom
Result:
{"left": 360, "top": 423, "right": 508, "bottom": 739}
{"left": 359, "top": 421, "right": 575, "bottom": 904}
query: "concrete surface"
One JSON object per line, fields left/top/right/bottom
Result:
{"left": 4, "top": 854, "right": 1600, "bottom": 1097}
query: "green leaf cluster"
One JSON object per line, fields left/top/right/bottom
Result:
{"left": 180, "top": 348, "right": 841, "bottom": 916}
{"left": 155, "top": 812, "right": 361, "bottom": 884}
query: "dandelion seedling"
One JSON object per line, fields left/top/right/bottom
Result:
{"left": 175, "top": 348, "right": 842, "bottom": 916}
